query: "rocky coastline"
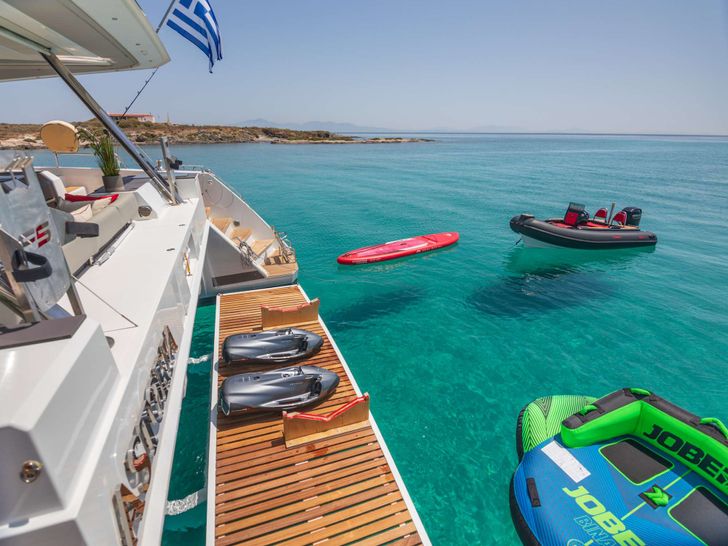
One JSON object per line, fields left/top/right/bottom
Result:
{"left": 0, "top": 120, "right": 432, "bottom": 149}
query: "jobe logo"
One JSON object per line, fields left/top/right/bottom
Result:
{"left": 644, "top": 424, "right": 728, "bottom": 485}
{"left": 562, "top": 486, "right": 645, "bottom": 546}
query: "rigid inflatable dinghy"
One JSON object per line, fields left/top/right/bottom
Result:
{"left": 510, "top": 388, "right": 728, "bottom": 546}
{"left": 218, "top": 365, "right": 339, "bottom": 415}
{"left": 222, "top": 328, "right": 324, "bottom": 365}
{"left": 510, "top": 203, "right": 657, "bottom": 249}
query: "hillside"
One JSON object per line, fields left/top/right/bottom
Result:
{"left": 0, "top": 120, "right": 431, "bottom": 149}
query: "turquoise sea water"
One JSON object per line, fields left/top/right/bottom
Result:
{"left": 36, "top": 135, "right": 728, "bottom": 544}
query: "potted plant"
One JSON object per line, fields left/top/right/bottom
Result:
{"left": 78, "top": 127, "right": 123, "bottom": 192}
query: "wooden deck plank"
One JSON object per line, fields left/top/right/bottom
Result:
{"left": 217, "top": 442, "right": 383, "bottom": 493}
{"left": 216, "top": 474, "right": 396, "bottom": 527}
{"left": 263, "top": 500, "right": 409, "bottom": 546}
{"left": 316, "top": 513, "right": 416, "bottom": 546}
{"left": 222, "top": 499, "right": 407, "bottom": 546}
{"left": 346, "top": 521, "right": 419, "bottom": 546}
{"left": 217, "top": 435, "right": 379, "bottom": 485}
{"left": 217, "top": 429, "right": 376, "bottom": 473}
{"left": 213, "top": 286, "right": 422, "bottom": 545}
{"left": 216, "top": 465, "right": 395, "bottom": 522}
{"left": 217, "top": 481, "right": 401, "bottom": 540}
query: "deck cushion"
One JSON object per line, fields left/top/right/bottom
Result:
{"left": 61, "top": 193, "right": 139, "bottom": 274}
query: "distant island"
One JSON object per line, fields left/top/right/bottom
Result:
{"left": 0, "top": 120, "right": 433, "bottom": 149}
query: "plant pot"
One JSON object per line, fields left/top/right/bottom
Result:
{"left": 102, "top": 175, "right": 124, "bottom": 192}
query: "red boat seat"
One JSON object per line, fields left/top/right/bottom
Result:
{"left": 593, "top": 208, "right": 608, "bottom": 223}
{"left": 612, "top": 210, "right": 627, "bottom": 225}
{"left": 563, "top": 202, "right": 588, "bottom": 227}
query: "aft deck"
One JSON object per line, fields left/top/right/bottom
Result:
{"left": 207, "top": 285, "right": 429, "bottom": 546}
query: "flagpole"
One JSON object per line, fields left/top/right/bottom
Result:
{"left": 121, "top": 0, "right": 177, "bottom": 118}
{"left": 156, "top": 0, "right": 178, "bottom": 33}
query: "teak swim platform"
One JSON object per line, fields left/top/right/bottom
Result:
{"left": 206, "top": 285, "right": 430, "bottom": 545}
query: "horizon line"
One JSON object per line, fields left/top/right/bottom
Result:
{"left": 340, "top": 131, "right": 728, "bottom": 138}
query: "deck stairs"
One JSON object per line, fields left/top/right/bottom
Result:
{"left": 205, "top": 208, "right": 296, "bottom": 279}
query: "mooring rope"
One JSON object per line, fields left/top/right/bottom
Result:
{"left": 187, "top": 353, "right": 212, "bottom": 365}
{"left": 166, "top": 486, "right": 207, "bottom": 515}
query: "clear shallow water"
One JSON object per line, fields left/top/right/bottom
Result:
{"left": 36, "top": 135, "right": 728, "bottom": 544}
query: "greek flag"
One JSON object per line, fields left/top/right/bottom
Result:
{"left": 165, "top": 0, "right": 222, "bottom": 72}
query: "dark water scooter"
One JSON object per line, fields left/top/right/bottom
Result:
{"left": 222, "top": 328, "right": 324, "bottom": 365}
{"left": 218, "top": 365, "right": 339, "bottom": 415}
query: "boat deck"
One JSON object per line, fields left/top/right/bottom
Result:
{"left": 208, "top": 285, "right": 429, "bottom": 546}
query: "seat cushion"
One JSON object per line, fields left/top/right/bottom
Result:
{"left": 61, "top": 193, "right": 138, "bottom": 274}
{"left": 69, "top": 203, "right": 93, "bottom": 222}
{"left": 91, "top": 196, "right": 114, "bottom": 212}
{"left": 38, "top": 171, "right": 66, "bottom": 200}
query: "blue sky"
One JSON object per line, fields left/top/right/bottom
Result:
{"left": 2, "top": 0, "right": 728, "bottom": 133}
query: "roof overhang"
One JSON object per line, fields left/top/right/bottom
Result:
{"left": 0, "top": 0, "right": 169, "bottom": 82}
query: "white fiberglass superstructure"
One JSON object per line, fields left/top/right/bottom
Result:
{"left": 0, "top": 1, "right": 296, "bottom": 544}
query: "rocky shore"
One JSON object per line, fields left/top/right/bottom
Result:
{"left": 0, "top": 120, "right": 432, "bottom": 149}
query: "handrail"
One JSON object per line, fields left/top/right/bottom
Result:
{"left": 41, "top": 52, "right": 176, "bottom": 204}
{"left": 274, "top": 229, "right": 296, "bottom": 263}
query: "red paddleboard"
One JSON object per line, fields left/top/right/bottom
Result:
{"left": 337, "top": 232, "right": 459, "bottom": 265}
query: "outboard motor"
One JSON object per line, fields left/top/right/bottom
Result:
{"left": 621, "top": 207, "right": 642, "bottom": 227}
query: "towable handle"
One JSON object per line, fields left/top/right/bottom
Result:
{"left": 629, "top": 387, "right": 651, "bottom": 397}
{"left": 579, "top": 404, "right": 598, "bottom": 416}
{"left": 700, "top": 417, "right": 728, "bottom": 439}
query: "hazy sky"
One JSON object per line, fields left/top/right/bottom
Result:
{"left": 2, "top": 0, "right": 728, "bottom": 133}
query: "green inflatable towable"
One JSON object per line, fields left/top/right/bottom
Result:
{"left": 516, "top": 394, "right": 596, "bottom": 460}
{"left": 510, "top": 387, "right": 728, "bottom": 545}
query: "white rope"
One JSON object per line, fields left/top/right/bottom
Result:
{"left": 187, "top": 353, "right": 212, "bottom": 365}
{"left": 166, "top": 486, "right": 207, "bottom": 515}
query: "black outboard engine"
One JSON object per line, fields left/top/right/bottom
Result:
{"left": 621, "top": 207, "right": 642, "bottom": 227}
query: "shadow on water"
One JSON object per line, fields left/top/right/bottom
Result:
{"left": 472, "top": 246, "right": 655, "bottom": 318}
{"left": 504, "top": 245, "right": 655, "bottom": 276}
{"left": 471, "top": 269, "right": 614, "bottom": 318}
{"left": 326, "top": 287, "right": 426, "bottom": 330}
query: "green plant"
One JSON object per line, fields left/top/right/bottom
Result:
{"left": 77, "top": 127, "right": 120, "bottom": 177}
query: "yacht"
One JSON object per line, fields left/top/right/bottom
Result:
{"left": 0, "top": 1, "right": 429, "bottom": 545}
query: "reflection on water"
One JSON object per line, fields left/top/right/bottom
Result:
{"left": 326, "top": 287, "right": 425, "bottom": 329}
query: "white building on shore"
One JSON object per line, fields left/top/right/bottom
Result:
{"left": 108, "top": 112, "right": 155, "bottom": 123}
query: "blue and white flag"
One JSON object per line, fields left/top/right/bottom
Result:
{"left": 165, "top": 0, "right": 222, "bottom": 72}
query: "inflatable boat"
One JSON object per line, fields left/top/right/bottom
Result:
{"left": 510, "top": 203, "right": 657, "bottom": 249}
{"left": 510, "top": 388, "right": 728, "bottom": 546}
{"left": 218, "top": 365, "right": 339, "bottom": 415}
{"left": 222, "top": 328, "right": 324, "bottom": 365}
